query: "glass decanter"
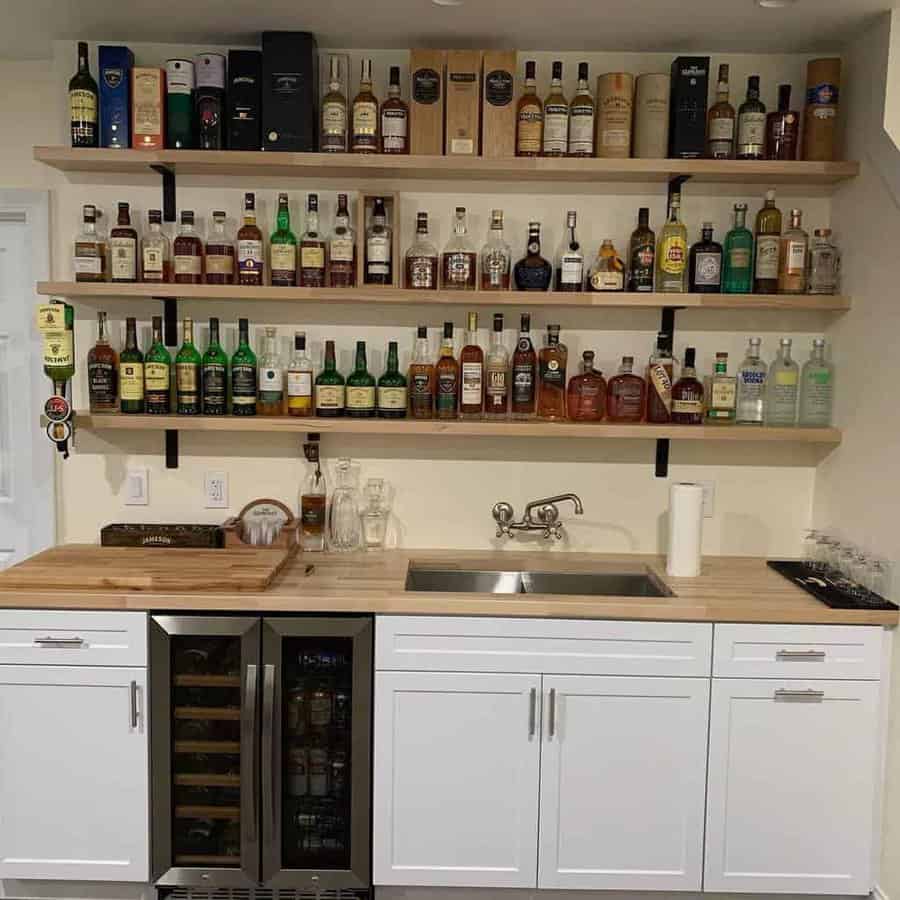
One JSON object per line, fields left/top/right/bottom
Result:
{"left": 327, "top": 458, "right": 362, "bottom": 552}
{"left": 361, "top": 478, "right": 389, "bottom": 551}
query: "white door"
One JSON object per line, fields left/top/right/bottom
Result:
{"left": 0, "top": 194, "right": 53, "bottom": 568}
{"left": 373, "top": 670, "right": 541, "bottom": 888}
{"left": 0, "top": 665, "right": 149, "bottom": 881}
{"left": 538, "top": 675, "right": 709, "bottom": 890}
{"left": 705, "top": 678, "right": 880, "bottom": 894}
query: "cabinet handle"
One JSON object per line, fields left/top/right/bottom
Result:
{"left": 774, "top": 688, "right": 826, "bottom": 702}
{"left": 34, "top": 636, "right": 84, "bottom": 647}
{"left": 548, "top": 688, "right": 556, "bottom": 739}
{"left": 243, "top": 664, "right": 258, "bottom": 844}
{"left": 776, "top": 649, "right": 826, "bottom": 662}
{"left": 261, "top": 664, "right": 277, "bottom": 837}
{"left": 129, "top": 680, "right": 139, "bottom": 729}
{"left": 528, "top": 688, "right": 536, "bottom": 737}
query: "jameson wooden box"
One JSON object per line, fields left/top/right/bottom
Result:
{"left": 445, "top": 50, "right": 482, "bottom": 156}
{"left": 481, "top": 50, "right": 516, "bottom": 158}
{"left": 228, "top": 49, "right": 262, "bottom": 150}
{"left": 668, "top": 56, "right": 709, "bottom": 159}
{"left": 131, "top": 67, "right": 165, "bottom": 150}
{"left": 99, "top": 45, "right": 133, "bottom": 149}
{"left": 262, "top": 31, "right": 318, "bottom": 152}
{"left": 409, "top": 49, "right": 445, "bottom": 155}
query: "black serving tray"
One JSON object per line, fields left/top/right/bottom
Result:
{"left": 768, "top": 560, "right": 898, "bottom": 611}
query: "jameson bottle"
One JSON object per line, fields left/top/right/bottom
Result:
{"left": 377, "top": 341, "right": 407, "bottom": 419}
{"left": 315, "top": 340, "right": 346, "bottom": 417}
{"left": 69, "top": 42, "right": 99, "bottom": 147}
{"left": 175, "top": 317, "right": 201, "bottom": 415}
{"left": 144, "top": 316, "right": 172, "bottom": 415}
{"left": 201, "top": 317, "right": 228, "bottom": 415}
{"left": 346, "top": 341, "right": 377, "bottom": 418}
{"left": 230, "top": 318, "right": 258, "bottom": 416}
{"left": 627, "top": 207, "right": 655, "bottom": 292}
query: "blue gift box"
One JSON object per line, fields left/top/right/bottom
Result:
{"left": 99, "top": 46, "right": 134, "bottom": 148}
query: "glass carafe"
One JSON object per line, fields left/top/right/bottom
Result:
{"left": 361, "top": 478, "right": 389, "bottom": 550}
{"left": 327, "top": 458, "right": 362, "bottom": 552}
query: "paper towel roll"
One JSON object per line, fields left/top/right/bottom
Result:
{"left": 667, "top": 483, "right": 704, "bottom": 577}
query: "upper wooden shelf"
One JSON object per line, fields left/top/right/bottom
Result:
{"left": 34, "top": 146, "right": 860, "bottom": 188}
{"left": 38, "top": 282, "right": 851, "bottom": 312}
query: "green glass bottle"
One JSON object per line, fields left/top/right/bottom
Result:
{"left": 119, "top": 317, "right": 144, "bottom": 414}
{"left": 378, "top": 341, "right": 408, "bottom": 419}
{"left": 231, "top": 318, "right": 257, "bottom": 416}
{"left": 723, "top": 203, "right": 754, "bottom": 294}
{"left": 175, "top": 317, "right": 201, "bottom": 415}
{"left": 40, "top": 299, "right": 75, "bottom": 395}
{"left": 315, "top": 340, "right": 345, "bottom": 418}
{"left": 201, "top": 317, "right": 228, "bottom": 416}
{"left": 346, "top": 340, "right": 377, "bottom": 418}
{"left": 144, "top": 316, "right": 172, "bottom": 415}
{"left": 270, "top": 192, "right": 298, "bottom": 287}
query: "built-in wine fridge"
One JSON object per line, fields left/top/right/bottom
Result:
{"left": 150, "top": 615, "right": 372, "bottom": 896}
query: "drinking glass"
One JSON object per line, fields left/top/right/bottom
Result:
{"left": 868, "top": 558, "right": 893, "bottom": 600}
{"left": 802, "top": 529, "right": 820, "bottom": 568}
{"left": 361, "top": 478, "right": 389, "bottom": 551}
{"left": 327, "top": 458, "right": 362, "bottom": 552}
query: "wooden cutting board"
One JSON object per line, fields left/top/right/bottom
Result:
{"left": 0, "top": 544, "right": 294, "bottom": 592}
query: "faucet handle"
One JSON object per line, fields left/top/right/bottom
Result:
{"left": 493, "top": 502, "right": 515, "bottom": 539}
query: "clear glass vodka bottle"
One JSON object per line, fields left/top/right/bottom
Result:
{"left": 735, "top": 337, "right": 768, "bottom": 425}
{"left": 799, "top": 338, "right": 835, "bottom": 426}
{"left": 765, "top": 337, "right": 799, "bottom": 426}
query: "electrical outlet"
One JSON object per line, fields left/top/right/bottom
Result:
{"left": 125, "top": 467, "right": 149, "bottom": 506}
{"left": 700, "top": 480, "right": 715, "bottom": 518}
{"left": 205, "top": 471, "right": 228, "bottom": 509}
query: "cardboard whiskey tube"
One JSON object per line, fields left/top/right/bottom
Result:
{"left": 596, "top": 73, "right": 634, "bottom": 158}
{"left": 802, "top": 57, "right": 841, "bottom": 161}
{"left": 632, "top": 73, "right": 670, "bottom": 159}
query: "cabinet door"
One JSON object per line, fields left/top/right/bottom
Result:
{"left": 538, "top": 675, "right": 709, "bottom": 891}
{"left": 705, "top": 678, "right": 880, "bottom": 894}
{"left": 0, "top": 665, "right": 148, "bottom": 882}
{"left": 373, "top": 670, "right": 541, "bottom": 888}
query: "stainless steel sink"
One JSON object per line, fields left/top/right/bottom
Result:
{"left": 404, "top": 567, "right": 672, "bottom": 598}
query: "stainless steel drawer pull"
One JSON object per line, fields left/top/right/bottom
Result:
{"left": 528, "top": 688, "right": 536, "bottom": 737}
{"left": 548, "top": 688, "right": 557, "bottom": 738}
{"left": 34, "top": 636, "right": 85, "bottom": 647}
{"left": 776, "top": 649, "right": 826, "bottom": 662}
{"left": 774, "top": 688, "right": 826, "bottom": 702}
{"left": 130, "top": 680, "right": 139, "bottom": 728}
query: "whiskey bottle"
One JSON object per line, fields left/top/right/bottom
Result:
{"left": 777, "top": 208, "right": 808, "bottom": 294}
{"left": 377, "top": 341, "right": 407, "bottom": 419}
{"left": 175, "top": 317, "right": 201, "bottom": 415}
{"left": 766, "top": 84, "right": 799, "bottom": 161}
{"left": 516, "top": 61, "right": 543, "bottom": 157}
{"left": 537, "top": 324, "right": 566, "bottom": 420}
{"left": 671, "top": 348, "right": 704, "bottom": 425}
{"left": 567, "top": 351, "right": 606, "bottom": 422}
{"left": 74, "top": 204, "right": 107, "bottom": 283}
{"left": 405, "top": 212, "right": 438, "bottom": 289}
{"left": 705, "top": 352, "right": 737, "bottom": 424}
{"left": 231, "top": 318, "right": 258, "bottom": 416}
{"left": 69, "top": 42, "right": 98, "bottom": 147}
{"left": 365, "top": 197, "right": 392, "bottom": 285}
{"left": 646, "top": 332, "right": 674, "bottom": 424}
{"left": 408, "top": 326, "right": 434, "bottom": 419}
{"left": 441, "top": 207, "right": 477, "bottom": 290}
{"left": 40, "top": 300, "right": 75, "bottom": 396}
{"left": 270, "top": 193, "right": 298, "bottom": 287}
{"left": 315, "top": 340, "right": 345, "bottom": 417}
{"left": 688, "top": 223, "right": 723, "bottom": 293}
{"left": 484, "top": 313, "right": 510, "bottom": 419}
{"left": 119, "top": 317, "right": 144, "bottom": 414}
{"left": 351, "top": 59, "right": 378, "bottom": 153}
{"left": 144, "top": 316, "right": 172, "bottom": 415}
{"left": 513, "top": 222, "right": 552, "bottom": 291}
{"left": 380, "top": 65, "right": 409, "bottom": 154}
{"left": 706, "top": 64, "right": 735, "bottom": 159}
{"left": 110, "top": 202, "right": 138, "bottom": 284}
{"left": 300, "top": 194, "right": 327, "bottom": 287}
{"left": 736, "top": 75, "right": 766, "bottom": 160}
{"left": 568, "top": 62, "right": 595, "bottom": 157}
{"left": 435, "top": 323, "right": 460, "bottom": 419}
{"left": 479, "top": 210, "right": 511, "bottom": 290}
{"left": 722, "top": 203, "right": 753, "bottom": 294}
{"left": 300, "top": 451, "right": 327, "bottom": 552}
{"left": 798, "top": 338, "right": 834, "bottom": 427}
{"left": 87, "top": 311, "right": 118, "bottom": 413}
{"left": 587, "top": 240, "right": 625, "bottom": 292}
{"left": 329, "top": 194, "right": 356, "bottom": 288}
{"left": 459, "top": 311, "right": 484, "bottom": 419}
{"left": 754, "top": 190, "right": 782, "bottom": 294}
{"left": 173, "top": 210, "right": 204, "bottom": 284}
{"left": 735, "top": 337, "right": 767, "bottom": 425}
{"left": 205, "top": 211, "right": 234, "bottom": 285}
{"left": 287, "top": 332, "right": 314, "bottom": 417}
{"left": 321, "top": 55, "right": 348, "bottom": 153}
{"left": 543, "top": 61, "right": 568, "bottom": 157}
{"left": 237, "top": 192, "right": 265, "bottom": 286}
{"left": 606, "top": 356, "right": 646, "bottom": 423}
{"left": 346, "top": 341, "right": 377, "bottom": 418}
{"left": 656, "top": 192, "right": 688, "bottom": 293}
{"left": 511, "top": 313, "right": 537, "bottom": 418}
{"left": 258, "top": 327, "right": 285, "bottom": 416}
{"left": 201, "top": 317, "right": 228, "bottom": 416}
{"left": 555, "top": 210, "right": 584, "bottom": 292}
{"left": 766, "top": 338, "right": 799, "bottom": 426}
{"left": 627, "top": 208, "right": 655, "bottom": 292}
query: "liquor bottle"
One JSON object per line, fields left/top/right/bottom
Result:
{"left": 365, "top": 197, "right": 392, "bottom": 285}
{"left": 173, "top": 211, "right": 204, "bottom": 284}
{"left": 201, "top": 317, "right": 228, "bottom": 416}
{"left": 736, "top": 75, "right": 766, "bottom": 160}
{"left": 484, "top": 313, "right": 510, "bottom": 419}
{"left": 537, "top": 324, "right": 567, "bottom": 420}
{"left": 175, "top": 318, "right": 201, "bottom": 415}
{"left": 627, "top": 208, "right": 655, "bottom": 292}
{"left": 606, "top": 356, "right": 646, "bottom": 423}
{"left": 765, "top": 338, "right": 799, "bottom": 426}
{"left": 69, "top": 42, "right": 99, "bottom": 147}
{"left": 205, "top": 211, "right": 234, "bottom": 285}
{"left": 231, "top": 318, "right": 258, "bottom": 416}
{"left": 705, "top": 352, "right": 737, "bottom": 424}
{"left": 405, "top": 212, "right": 438, "bottom": 289}
{"left": 753, "top": 189, "right": 782, "bottom": 293}
{"left": 587, "top": 240, "right": 625, "bottom": 292}
{"left": 40, "top": 299, "right": 75, "bottom": 398}
{"left": 722, "top": 203, "right": 753, "bottom": 294}
{"left": 380, "top": 65, "right": 409, "bottom": 154}
{"left": 194, "top": 54, "right": 226, "bottom": 150}
{"left": 346, "top": 341, "right": 377, "bottom": 418}
{"left": 87, "top": 311, "right": 118, "bottom": 413}
{"left": 110, "top": 202, "right": 138, "bottom": 283}
{"left": 408, "top": 326, "right": 434, "bottom": 419}
{"left": 798, "top": 338, "right": 834, "bottom": 427}
{"left": 119, "top": 317, "right": 144, "bottom": 414}
{"left": 567, "top": 351, "right": 606, "bottom": 422}
{"left": 351, "top": 59, "right": 378, "bottom": 153}
{"left": 287, "top": 332, "right": 314, "bottom": 417}
{"left": 480, "top": 210, "right": 511, "bottom": 290}
{"left": 329, "top": 194, "right": 356, "bottom": 288}
{"left": 777, "top": 208, "right": 809, "bottom": 294}
{"left": 511, "top": 313, "right": 537, "bottom": 418}
{"left": 144, "top": 316, "right": 172, "bottom": 415}
{"left": 766, "top": 84, "right": 799, "bottom": 161}
{"left": 555, "top": 211, "right": 584, "bottom": 292}
{"left": 543, "top": 61, "right": 569, "bottom": 157}
{"left": 516, "top": 60, "right": 543, "bottom": 157}
{"left": 315, "top": 340, "right": 345, "bottom": 417}
{"left": 300, "top": 452, "right": 327, "bottom": 552}
{"left": 299, "top": 194, "right": 327, "bottom": 287}
{"left": 258, "top": 327, "right": 285, "bottom": 416}
{"left": 735, "top": 337, "right": 767, "bottom": 425}
{"left": 568, "top": 62, "right": 595, "bottom": 157}
{"left": 646, "top": 332, "right": 674, "bottom": 424}
{"left": 435, "top": 323, "right": 460, "bottom": 420}
{"left": 671, "top": 348, "right": 704, "bottom": 425}
{"left": 441, "top": 208, "right": 477, "bottom": 290}
{"left": 321, "top": 55, "right": 348, "bottom": 153}
{"left": 457, "top": 312, "right": 484, "bottom": 419}
{"left": 656, "top": 192, "right": 688, "bottom": 293}
{"left": 513, "top": 222, "right": 552, "bottom": 291}
{"left": 238, "top": 192, "right": 265, "bottom": 287}
{"left": 706, "top": 64, "right": 735, "bottom": 159}
{"left": 74, "top": 204, "right": 107, "bottom": 283}
{"left": 377, "top": 341, "right": 407, "bottom": 419}
{"left": 270, "top": 193, "right": 298, "bottom": 287}
{"left": 808, "top": 229, "right": 841, "bottom": 295}
{"left": 688, "top": 223, "right": 723, "bottom": 293}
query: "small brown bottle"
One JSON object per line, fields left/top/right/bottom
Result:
{"left": 435, "top": 322, "right": 460, "bottom": 420}
{"left": 459, "top": 312, "right": 484, "bottom": 419}
{"left": 567, "top": 351, "right": 606, "bottom": 422}
{"left": 408, "top": 326, "right": 435, "bottom": 419}
{"left": 537, "top": 324, "right": 567, "bottom": 420}
{"left": 237, "top": 193, "right": 264, "bottom": 287}
{"left": 351, "top": 58, "right": 378, "bottom": 153}
{"left": 516, "top": 61, "right": 543, "bottom": 157}
{"left": 380, "top": 65, "right": 409, "bottom": 154}
{"left": 765, "top": 84, "right": 800, "bottom": 161}
{"left": 510, "top": 313, "right": 537, "bottom": 418}
{"left": 671, "top": 347, "right": 704, "bottom": 425}
{"left": 173, "top": 210, "right": 204, "bottom": 284}
{"left": 110, "top": 202, "right": 138, "bottom": 283}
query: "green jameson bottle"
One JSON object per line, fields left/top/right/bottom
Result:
{"left": 722, "top": 203, "right": 754, "bottom": 294}
{"left": 119, "top": 317, "right": 144, "bottom": 414}
{"left": 315, "top": 340, "right": 345, "bottom": 418}
{"left": 231, "top": 318, "right": 258, "bottom": 415}
{"left": 40, "top": 300, "right": 75, "bottom": 395}
{"left": 270, "top": 192, "right": 298, "bottom": 287}
{"left": 346, "top": 341, "right": 376, "bottom": 418}
{"left": 144, "top": 316, "right": 172, "bottom": 415}
{"left": 175, "top": 317, "right": 201, "bottom": 415}
{"left": 201, "top": 317, "right": 228, "bottom": 415}
{"left": 378, "top": 341, "right": 408, "bottom": 418}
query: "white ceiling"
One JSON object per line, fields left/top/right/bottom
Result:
{"left": 0, "top": 0, "right": 891, "bottom": 59}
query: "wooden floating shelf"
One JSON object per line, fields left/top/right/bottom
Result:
{"left": 34, "top": 146, "right": 860, "bottom": 187}
{"left": 74, "top": 412, "right": 841, "bottom": 444}
{"left": 38, "top": 282, "right": 851, "bottom": 312}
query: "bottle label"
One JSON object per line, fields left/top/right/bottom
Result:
{"left": 785, "top": 239, "right": 807, "bottom": 273}
{"left": 352, "top": 101, "right": 378, "bottom": 150}
{"left": 461, "top": 362, "right": 483, "bottom": 405}
{"left": 88, "top": 361, "right": 116, "bottom": 406}
{"left": 231, "top": 364, "right": 257, "bottom": 405}
{"left": 110, "top": 237, "right": 137, "bottom": 280}
{"left": 483, "top": 253, "right": 508, "bottom": 287}
{"left": 560, "top": 256, "right": 584, "bottom": 284}
{"left": 206, "top": 255, "right": 233, "bottom": 275}
{"left": 165, "top": 63, "right": 194, "bottom": 95}
{"left": 259, "top": 366, "right": 283, "bottom": 393}
{"left": 70, "top": 89, "right": 97, "bottom": 122}
{"left": 512, "top": 364, "right": 535, "bottom": 406}
{"left": 316, "top": 384, "right": 345, "bottom": 410}
{"left": 330, "top": 236, "right": 354, "bottom": 262}
{"left": 539, "top": 358, "right": 564, "bottom": 389}
{"left": 409, "top": 374, "right": 433, "bottom": 414}
{"left": 288, "top": 371, "right": 313, "bottom": 402}
{"left": 176, "top": 362, "right": 198, "bottom": 393}
{"left": 673, "top": 399, "right": 702, "bottom": 414}
{"left": 738, "top": 111, "right": 766, "bottom": 151}
{"left": 694, "top": 251, "right": 722, "bottom": 286}
{"left": 202, "top": 363, "right": 226, "bottom": 412}
{"left": 517, "top": 106, "right": 543, "bottom": 154}
{"left": 378, "top": 386, "right": 407, "bottom": 410}
{"left": 807, "top": 83, "right": 839, "bottom": 106}
{"left": 119, "top": 363, "right": 144, "bottom": 401}
{"left": 543, "top": 105, "right": 568, "bottom": 153}
{"left": 648, "top": 364, "right": 672, "bottom": 414}
{"left": 270, "top": 244, "right": 296, "bottom": 274}
{"left": 321, "top": 100, "right": 347, "bottom": 148}
{"left": 42, "top": 331, "right": 73, "bottom": 370}
{"left": 590, "top": 269, "right": 624, "bottom": 291}
{"left": 485, "top": 70, "right": 514, "bottom": 106}
{"left": 569, "top": 104, "right": 595, "bottom": 153}
{"left": 444, "top": 252, "right": 473, "bottom": 285}
{"left": 436, "top": 373, "right": 458, "bottom": 413}
{"left": 73, "top": 255, "right": 102, "bottom": 275}
{"left": 776, "top": 371, "right": 798, "bottom": 387}
{"left": 712, "top": 381, "right": 736, "bottom": 408}
{"left": 300, "top": 246, "right": 325, "bottom": 269}
{"left": 238, "top": 239, "right": 264, "bottom": 275}
{"left": 174, "top": 255, "right": 202, "bottom": 276}
{"left": 347, "top": 385, "right": 376, "bottom": 410}
{"left": 629, "top": 242, "right": 655, "bottom": 290}
{"left": 381, "top": 108, "right": 408, "bottom": 150}
{"left": 755, "top": 236, "right": 780, "bottom": 279}
{"left": 729, "top": 247, "right": 751, "bottom": 269}
{"left": 708, "top": 118, "right": 734, "bottom": 141}
{"left": 660, "top": 236, "right": 687, "bottom": 275}
{"left": 142, "top": 246, "right": 164, "bottom": 277}
{"left": 485, "top": 369, "right": 508, "bottom": 404}
{"left": 515, "top": 264, "right": 551, "bottom": 291}
{"left": 413, "top": 68, "right": 440, "bottom": 104}
{"left": 144, "top": 361, "right": 169, "bottom": 391}
{"left": 407, "top": 257, "right": 435, "bottom": 288}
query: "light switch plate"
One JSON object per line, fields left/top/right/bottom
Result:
{"left": 699, "top": 480, "right": 715, "bottom": 518}
{"left": 205, "top": 470, "right": 228, "bottom": 509}
{"left": 125, "top": 467, "right": 149, "bottom": 506}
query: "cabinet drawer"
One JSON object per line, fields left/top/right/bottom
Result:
{"left": 376, "top": 616, "right": 712, "bottom": 676}
{"left": 713, "top": 624, "right": 883, "bottom": 680}
{"left": 0, "top": 610, "right": 147, "bottom": 667}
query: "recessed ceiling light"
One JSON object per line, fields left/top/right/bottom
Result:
{"left": 432, "top": 0, "right": 464, "bottom": 7}
{"left": 757, "top": 0, "right": 798, "bottom": 7}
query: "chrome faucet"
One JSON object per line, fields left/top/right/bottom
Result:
{"left": 493, "top": 493, "right": 584, "bottom": 541}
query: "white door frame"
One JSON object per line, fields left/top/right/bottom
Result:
{"left": 0, "top": 189, "right": 54, "bottom": 561}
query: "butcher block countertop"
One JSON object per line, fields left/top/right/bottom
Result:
{"left": 0, "top": 548, "right": 895, "bottom": 626}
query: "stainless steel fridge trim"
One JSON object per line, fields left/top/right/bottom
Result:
{"left": 261, "top": 663, "right": 277, "bottom": 841}
{"left": 242, "top": 664, "right": 259, "bottom": 844}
